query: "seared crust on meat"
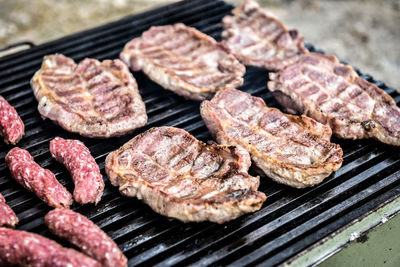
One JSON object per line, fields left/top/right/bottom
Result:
{"left": 105, "top": 127, "right": 266, "bottom": 223}
{"left": 221, "top": 0, "right": 307, "bottom": 71}
{"left": 268, "top": 52, "right": 400, "bottom": 146}
{"left": 120, "top": 23, "right": 245, "bottom": 100}
{"left": 31, "top": 54, "right": 147, "bottom": 138}
{"left": 201, "top": 88, "right": 343, "bottom": 188}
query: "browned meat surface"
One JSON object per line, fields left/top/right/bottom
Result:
{"left": 201, "top": 88, "right": 343, "bottom": 188}
{"left": 50, "top": 137, "right": 104, "bottom": 205}
{"left": 45, "top": 208, "right": 127, "bottom": 267}
{"left": 120, "top": 23, "right": 245, "bottom": 100}
{"left": 5, "top": 147, "right": 73, "bottom": 208}
{"left": 105, "top": 126, "right": 266, "bottom": 223}
{"left": 31, "top": 54, "right": 147, "bottom": 138}
{"left": 0, "top": 193, "right": 18, "bottom": 228}
{"left": 268, "top": 52, "right": 400, "bottom": 146}
{"left": 222, "top": 0, "right": 307, "bottom": 71}
{"left": 0, "top": 228, "right": 100, "bottom": 267}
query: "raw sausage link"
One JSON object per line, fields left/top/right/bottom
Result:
{"left": 0, "top": 227, "right": 100, "bottom": 267}
{"left": 50, "top": 137, "right": 104, "bottom": 204}
{"left": 45, "top": 208, "right": 127, "bottom": 267}
{"left": 5, "top": 147, "right": 73, "bottom": 208}
{"left": 0, "top": 193, "right": 18, "bottom": 227}
{"left": 0, "top": 95, "right": 24, "bottom": 145}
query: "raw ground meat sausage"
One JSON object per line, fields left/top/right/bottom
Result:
{"left": 5, "top": 147, "right": 73, "bottom": 208}
{"left": 0, "top": 193, "right": 18, "bottom": 228}
{"left": 0, "top": 227, "right": 100, "bottom": 267}
{"left": 50, "top": 137, "right": 104, "bottom": 205}
{"left": 200, "top": 88, "right": 343, "bottom": 188}
{"left": 0, "top": 95, "right": 24, "bottom": 145}
{"left": 45, "top": 208, "right": 127, "bottom": 267}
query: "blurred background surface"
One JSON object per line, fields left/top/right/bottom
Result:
{"left": 0, "top": 0, "right": 398, "bottom": 88}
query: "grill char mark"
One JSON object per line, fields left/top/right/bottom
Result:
{"left": 120, "top": 23, "right": 245, "bottom": 101}
{"left": 221, "top": 0, "right": 308, "bottom": 71}
{"left": 105, "top": 126, "right": 266, "bottom": 223}
{"left": 200, "top": 88, "right": 343, "bottom": 188}
{"left": 30, "top": 54, "right": 147, "bottom": 138}
{"left": 268, "top": 52, "right": 400, "bottom": 145}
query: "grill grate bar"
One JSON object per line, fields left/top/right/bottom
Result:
{"left": 126, "top": 188, "right": 290, "bottom": 265}
{"left": 0, "top": 81, "right": 270, "bottom": 178}
{"left": 130, "top": 147, "right": 386, "bottom": 266}
{"left": 144, "top": 148, "right": 397, "bottom": 266}
{"left": 0, "top": 0, "right": 222, "bottom": 70}
{"left": 0, "top": 2, "right": 229, "bottom": 86}
{"left": 195, "top": 157, "right": 400, "bottom": 266}
{"left": 252, "top": 171, "right": 400, "bottom": 266}
{"left": 0, "top": 21, "right": 225, "bottom": 107}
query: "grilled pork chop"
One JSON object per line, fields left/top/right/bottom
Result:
{"left": 221, "top": 0, "right": 307, "bottom": 71}
{"left": 105, "top": 127, "right": 266, "bottom": 223}
{"left": 201, "top": 88, "right": 343, "bottom": 188}
{"left": 120, "top": 23, "right": 245, "bottom": 100}
{"left": 268, "top": 52, "right": 400, "bottom": 146}
{"left": 31, "top": 54, "right": 147, "bottom": 138}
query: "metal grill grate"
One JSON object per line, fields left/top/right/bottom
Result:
{"left": 0, "top": 0, "right": 399, "bottom": 266}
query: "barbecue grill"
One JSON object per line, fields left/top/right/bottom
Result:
{"left": 1, "top": 0, "right": 400, "bottom": 266}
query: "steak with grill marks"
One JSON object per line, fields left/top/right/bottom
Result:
{"left": 221, "top": 0, "right": 307, "bottom": 71}
{"left": 120, "top": 23, "right": 246, "bottom": 101}
{"left": 31, "top": 54, "right": 147, "bottom": 138}
{"left": 105, "top": 126, "right": 266, "bottom": 223}
{"left": 268, "top": 52, "right": 400, "bottom": 146}
{"left": 201, "top": 88, "right": 343, "bottom": 188}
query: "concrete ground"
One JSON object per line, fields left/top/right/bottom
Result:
{"left": 0, "top": 0, "right": 398, "bottom": 89}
